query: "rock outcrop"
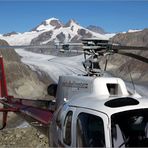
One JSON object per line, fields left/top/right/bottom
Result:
{"left": 107, "top": 29, "right": 148, "bottom": 83}
{"left": 0, "top": 39, "right": 51, "bottom": 99}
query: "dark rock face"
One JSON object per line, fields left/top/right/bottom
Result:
{"left": 31, "top": 31, "right": 53, "bottom": 45}
{"left": 108, "top": 29, "right": 148, "bottom": 83}
{"left": 77, "top": 29, "right": 86, "bottom": 36}
{"left": 50, "top": 20, "right": 63, "bottom": 29}
{"left": 71, "top": 35, "right": 79, "bottom": 42}
{"left": 31, "top": 19, "right": 63, "bottom": 32}
{"left": 87, "top": 25, "right": 106, "bottom": 34}
{"left": 56, "top": 32, "right": 65, "bottom": 42}
{"left": 77, "top": 29, "right": 92, "bottom": 38}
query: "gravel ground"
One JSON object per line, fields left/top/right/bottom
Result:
{"left": 0, "top": 113, "right": 50, "bottom": 148}
{"left": 0, "top": 127, "right": 49, "bottom": 148}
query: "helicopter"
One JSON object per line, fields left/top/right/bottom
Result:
{"left": 0, "top": 38, "right": 148, "bottom": 147}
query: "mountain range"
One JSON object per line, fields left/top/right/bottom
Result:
{"left": 108, "top": 29, "right": 148, "bottom": 83}
{"left": 0, "top": 18, "right": 115, "bottom": 46}
{"left": 0, "top": 17, "right": 147, "bottom": 84}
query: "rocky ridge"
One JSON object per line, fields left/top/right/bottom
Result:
{"left": 0, "top": 39, "right": 52, "bottom": 99}
{"left": 0, "top": 39, "right": 52, "bottom": 147}
{"left": 107, "top": 29, "right": 148, "bottom": 83}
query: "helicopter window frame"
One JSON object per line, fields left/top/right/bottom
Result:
{"left": 63, "top": 111, "right": 73, "bottom": 146}
{"left": 55, "top": 105, "right": 63, "bottom": 129}
{"left": 76, "top": 112, "right": 105, "bottom": 147}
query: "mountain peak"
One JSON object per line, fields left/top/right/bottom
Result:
{"left": 64, "top": 19, "right": 79, "bottom": 27}
{"left": 44, "top": 17, "right": 59, "bottom": 25}
{"left": 87, "top": 25, "right": 106, "bottom": 34}
{"left": 69, "top": 19, "right": 77, "bottom": 23}
{"left": 32, "top": 17, "right": 63, "bottom": 31}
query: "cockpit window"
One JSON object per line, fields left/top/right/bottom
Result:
{"left": 111, "top": 109, "right": 148, "bottom": 147}
{"left": 76, "top": 112, "right": 105, "bottom": 147}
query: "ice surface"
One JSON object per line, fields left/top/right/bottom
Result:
{"left": 0, "top": 31, "right": 45, "bottom": 45}
{"left": 15, "top": 49, "right": 86, "bottom": 82}
{"left": 15, "top": 49, "right": 147, "bottom": 97}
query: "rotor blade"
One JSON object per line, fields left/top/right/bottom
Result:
{"left": 0, "top": 45, "right": 56, "bottom": 49}
{"left": 112, "top": 45, "right": 148, "bottom": 51}
{"left": 59, "top": 49, "right": 83, "bottom": 53}
{"left": 117, "top": 51, "right": 148, "bottom": 63}
{"left": 64, "top": 43, "right": 83, "bottom": 46}
{"left": 0, "top": 44, "right": 83, "bottom": 49}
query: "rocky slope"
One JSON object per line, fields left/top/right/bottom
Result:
{"left": 0, "top": 39, "right": 52, "bottom": 99}
{"left": 107, "top": 29, "right": 148, "bottom": 83}
{"left": 0, "top": 39, "right": 54, "bottom": 147}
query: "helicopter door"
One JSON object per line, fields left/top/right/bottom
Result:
{"left": 50, "top": 105, "right": 76, "bottom": 147}
{"left": 74, "top": 108, "right": 110, "bottom": 147}
{"left": 61, "top": 107, "right": 76, "bottom": 147}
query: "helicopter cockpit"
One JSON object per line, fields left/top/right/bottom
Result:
{"left": 75, "top": 106, "right": 148, "bottom": 147}
{"left": 111, "top": 109, "right": 148, "bottom": 147}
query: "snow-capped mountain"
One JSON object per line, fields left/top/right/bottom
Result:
{"left": 0, "top": 17, "right": 115, "bottom": 46}
{"left": 30, "top": 18, "right": 115, "bottom": 45}
{"left": 0, "top": 30, "right": 47, "bottom": 45}
{"left": 31, "top": 17, "right": 63, "bottom": 32}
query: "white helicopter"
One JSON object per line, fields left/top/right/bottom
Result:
{"left": 0, "top": 38, "right": 148, "bottom": 147}
{"left": 48, "top": 38, "right": 148, "bottom": 147}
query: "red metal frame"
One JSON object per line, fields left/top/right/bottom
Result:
{"left": 0, "top": 56, "right": 8, "bottom": 97}
{"left": 0, "top": 56, "right": 54, "bottom": 130}
{"left": 0, "top": 108, "right": 18, "bottom": 112}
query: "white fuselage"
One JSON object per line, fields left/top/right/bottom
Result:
{"left": 50, "top": 76, "right": 148, "bottom": 147}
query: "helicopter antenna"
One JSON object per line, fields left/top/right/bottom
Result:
{"left": 104, "top": 54, "right": 110, "bottom": 71}
{"left": 104, "top": 58, "right": 108, "bottom": 71}
{"left": 128, "top": 65, "right": 136, "bottom": 94}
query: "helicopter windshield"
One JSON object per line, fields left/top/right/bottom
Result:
{"left": 111, "top": 109, "right": 148, "bottom": 147}
{"left": 76, "top": 113, "right": 105, "bottom": 147}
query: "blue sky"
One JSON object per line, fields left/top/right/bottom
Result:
{"left": 0, "top": 1, "right": 148, "bottom": 34}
